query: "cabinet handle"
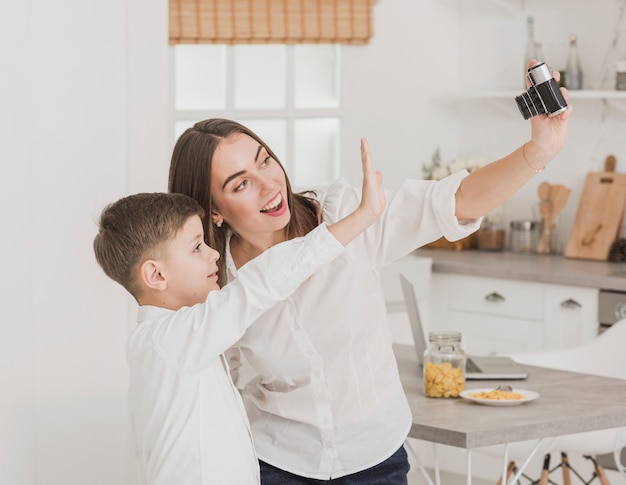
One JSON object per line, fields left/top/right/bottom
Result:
{"left": 560, "top": 298, "right": 582, "bottom": 309}
{"left": 485, "top": 292, "right": 505, "bottom": 302}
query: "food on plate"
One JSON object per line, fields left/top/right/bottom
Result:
{"left": 468, "top": 389, "right": 525, "bottom": 400}
{"left": 424, "top": 361, "right": 464, "bottom": 398}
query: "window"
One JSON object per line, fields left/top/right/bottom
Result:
{"left": 171, "top": 44, "right": 342, "bottom": 189}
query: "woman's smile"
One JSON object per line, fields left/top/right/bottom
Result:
{"left": 260, "top": 192, "right": 286, "bottom": 216}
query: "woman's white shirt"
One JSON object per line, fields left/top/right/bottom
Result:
{"left": 226, "top": 172, "right": 480, "bottom": 480}
{"left": 126, "top": 225, "right": 344, "bottom": 485}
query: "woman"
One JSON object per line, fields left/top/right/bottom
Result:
{"left": 168, "top": 64, "right": 572, "bottom": 484}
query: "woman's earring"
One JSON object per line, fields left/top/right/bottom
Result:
{"left": 214, "top": 219, "right": 223, "bottom": 228}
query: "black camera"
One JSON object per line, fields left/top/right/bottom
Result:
{"left": 515, "top": 62, "right": 568, "bottom": 120}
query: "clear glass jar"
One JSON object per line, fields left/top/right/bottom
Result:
{"left": 423, "top": 331, "right": 466, "bottom": 398}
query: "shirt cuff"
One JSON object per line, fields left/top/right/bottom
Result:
{"left": 431, "top": 170, "right": 483, "bottom": 241}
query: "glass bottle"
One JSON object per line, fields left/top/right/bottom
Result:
{"left": 564, "top": 34, "right": 583, "bottom": 90}
{"left": 534, "top": 42, "right": 545, "bottom": 64}
{"left": 524, "top": 16, "right": 536, "bottom": 68}
{"left": 423, "top": 331, "right": 466, "bottom": 398}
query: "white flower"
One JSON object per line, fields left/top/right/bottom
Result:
{"left": 422, "top": 149, "right": 486, "bottom": 181}
{"left": 447, "top": 158, "right": 468, "bottom": 174}
{"left": 466, "top": 156, "right": 487, "bottom": 173}
{"left": 432, "top": 166, "right": 450, "bottom": 181}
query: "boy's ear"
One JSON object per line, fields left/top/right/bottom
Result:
{"left": 140, "top": 260, "right": 167, "bottom": 291}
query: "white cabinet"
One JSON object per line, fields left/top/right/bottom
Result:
{"left": 380, "top": 257, "right": 432, "bottom": 303}
{"left": 430, "top": 273, "right": 598, "bottom": 355}
{"left": 543, "top": 283, "right": 599, "bottom": 349}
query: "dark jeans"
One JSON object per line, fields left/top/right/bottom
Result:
{"left": 260, "top": 445, "right": 409, "bottom": 485}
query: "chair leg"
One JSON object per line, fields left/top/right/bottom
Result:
{"left": 585, "top": 455, "right": 612, "bottom": 485}
{"left": 538, "top": 454, "right": 551, "bottom": 485}
{"left": 561, "top": 453, "right": 572, "bottom": 485}
{"left": 497, "top": 461, "right": 516, "bottom": 485}
{"left": 503, "top": 452, "right": 616, "bottom": 485}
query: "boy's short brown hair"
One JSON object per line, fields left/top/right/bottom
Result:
{"left": 93, "top": 192, "right": 205, "bottom": 299}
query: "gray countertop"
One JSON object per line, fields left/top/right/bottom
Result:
{"left": 394, "top": 343, "right": 626, "bottom": 449}
{"left": 413, "top": 249, "right": 626, "bottom": 292}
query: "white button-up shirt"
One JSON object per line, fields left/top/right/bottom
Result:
{"left": 226, "top": 172, "right": 480, "bottom": 480}
{"left": 126, "top": 224, "right": 344, "bottom": 485}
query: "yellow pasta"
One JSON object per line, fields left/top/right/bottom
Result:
{"left": 424, "top": 362, "right": 465, "bottom": 398}
{"left": 468, "top": 389, "right": 525, "bottom": 400}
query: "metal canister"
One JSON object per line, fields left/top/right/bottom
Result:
{"left": 509, "top": 220, "right": 540, "bottom": 253}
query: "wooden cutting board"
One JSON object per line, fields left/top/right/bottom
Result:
{"left": 565, "top": 155, "right": 626, "bottom": 260}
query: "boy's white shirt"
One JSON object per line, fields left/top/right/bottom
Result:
{"left": 126, "top": 224, "right": 344, "bottom": 485}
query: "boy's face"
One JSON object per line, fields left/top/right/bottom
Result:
{"left": 159, "top": 215, "right": 220, "bottom": 308}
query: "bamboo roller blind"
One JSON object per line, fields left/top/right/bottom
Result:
{"left": 169, "top": 0, "right": 374, "bottom": 45}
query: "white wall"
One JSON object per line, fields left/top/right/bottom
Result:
{"left": 341, "top": 0, "right": 626, "bottom": 249}
{"left": 451, "top": 0, "right": 626, "bottom": 249}
{"left": 342, "top": 0, "right": 626, "bottom": 250}
{"left": 0, "top": 0, "right": 168, "bottom": 483}
{"left": 2, "top": 0, "right": 625, "bottom": 483}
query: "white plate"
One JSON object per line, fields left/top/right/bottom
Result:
{"left": 460, "top": 388, "right": 540, "bottom": 406}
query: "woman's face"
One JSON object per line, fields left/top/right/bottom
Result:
{"left": 210, "top": 133, "right": 290, "bottom": 241}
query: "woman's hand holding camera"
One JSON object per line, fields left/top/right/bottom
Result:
{"left": 524, "top": 59, "right": 573, "bottom": 171}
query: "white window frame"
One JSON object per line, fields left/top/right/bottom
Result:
{"left": 169, "top": 44, "right": 343, "bottom": 190}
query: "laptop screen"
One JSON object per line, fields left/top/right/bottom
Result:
{"left": 399, "top": 273, "right": 428, "bottom": 367}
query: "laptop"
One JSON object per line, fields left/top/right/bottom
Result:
{"left": 399, "top": 273, "right": 528, "bottom": 380}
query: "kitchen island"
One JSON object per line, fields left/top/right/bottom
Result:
{"left": 394, "top": 342, "right": 626, "bottom": 485}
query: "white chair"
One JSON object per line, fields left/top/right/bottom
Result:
{"left": 476, "top": 318, "right": 626, "bottom": 484}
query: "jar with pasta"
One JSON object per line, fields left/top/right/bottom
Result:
{"left": 423, "top": 331, "right": 466, "bottom": 398}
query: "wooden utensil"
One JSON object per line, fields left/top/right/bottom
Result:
{"left": 537, "top": 183, "right": 572, "bottom": 253}
{"left": 536, "top": 182, "right": 554, "bottom": 253}
{"left": 536, "top": 182, "right": 571, "bottom": 254}
{"left": 551, "top": 184, "right": 572, "bottom": 216}
{"left": 565, "top": 155, "right": 626, "bottom": 260}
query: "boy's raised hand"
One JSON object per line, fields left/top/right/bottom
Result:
{"left": 359, "top": 138, "right": 385, "bottom": 220}
{"left": 325, "top": 138, "right": 385, "bottom": 246}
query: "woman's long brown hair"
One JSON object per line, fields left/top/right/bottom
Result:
{"left": 169, "top": 118, "right": 319, "bottom": 287}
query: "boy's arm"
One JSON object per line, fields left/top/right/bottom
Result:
{"left": 156, "top": 139, "right": 385, "bottom": 366}
{"left": 327, "top": 138, "right": 385, "bottom": 245}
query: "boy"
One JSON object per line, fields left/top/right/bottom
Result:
{"left": 92, "top": 142, "right": 383, "bottom": 484}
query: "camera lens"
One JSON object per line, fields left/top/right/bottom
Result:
{"left": 516, "top": 87, "right": 546, "bottom": 120}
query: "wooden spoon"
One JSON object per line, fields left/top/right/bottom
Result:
{"left": 536, "top": 182, "right": 553, "bottom": 253}
{"left": 550, "top": 184, "right": 571, "bottom": 219}
{"left": 537, "top": 181, "right": 551, "bottom": 203}
{"left": 537, "top": 184, "right": 571, "bottom": 254}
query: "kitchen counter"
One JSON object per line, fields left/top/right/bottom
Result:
{"left": 413, "top": 249, "right": 626, "bottom": 292}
